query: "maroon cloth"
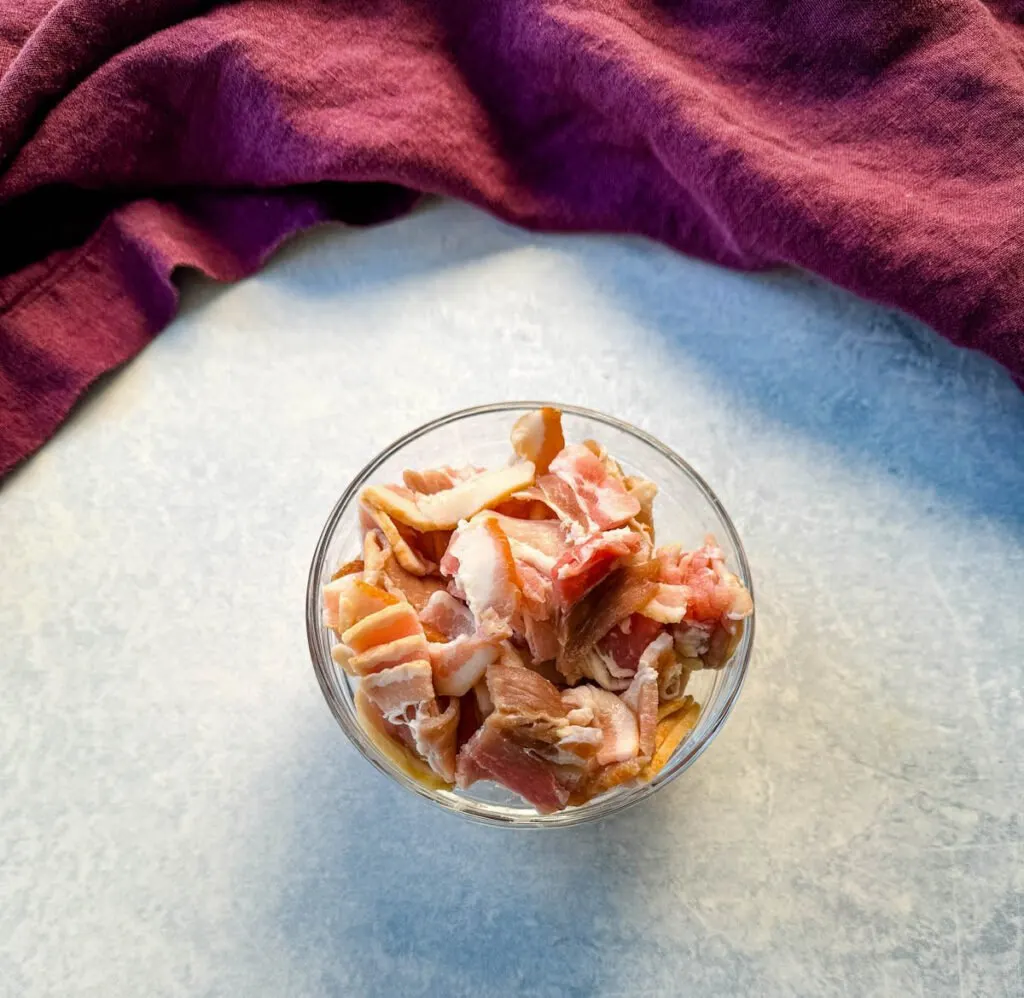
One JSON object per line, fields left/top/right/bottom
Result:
{"left": 2, "top": 1, "right": 1023, "bottom": 476}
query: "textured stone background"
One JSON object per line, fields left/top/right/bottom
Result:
{"left": 2, "top": 199, "right": 1021, "bottom": 997}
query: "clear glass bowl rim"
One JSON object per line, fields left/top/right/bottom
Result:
{"left": 305, "top": 401, "right": 755, "bottom": 828}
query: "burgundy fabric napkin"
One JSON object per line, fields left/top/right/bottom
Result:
{"left": 2, "top": 1, "right": 1023, "bottom": 476}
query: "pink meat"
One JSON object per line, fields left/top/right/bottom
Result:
{"left": 487, "top": 659, "right": 565, "bottom": 719}
{"left": 552, "top": 528, "right": 644, "bottom": 608}
{"left": 657, "top": 537, "right": 752, "bottom": 624}
{"left": 455, "top": 725, "right": 570, "bottom": 814}
{"left": 522, "top": 612, "right": 560, "bottom": 663}
{"left": 597, "top": 613, "right": 665, "bottom": 676}
{"left": 419, "top": 591, "right": 475, "bottom": 641}
{"left": 549, "top": 445, "right": 641, "bottom": 531}
{"left": 620, "top": 635, "right": 669, "bottom": 760}
{"left": 360, "top": 660, "right": 435, "bottom": 722}
{"left": 481, "top": 512, "right": 569, "bottom": 619}
{"left": 410, "top": 697, "right": 460, "bottom": 783}
{"left": 562, "top": 685, "right": 639, "bottom": 766}
{"left": 532, "top": 475, "right": 592, "bottom": 534}
{"left": 402, "top": 465, "right": 484, "bottom": 495}
{"left": 440, "top": 517, "right": 519, "bottom": 632}
{"left": 428, "top": 634, "right": 500, "bottom": 697}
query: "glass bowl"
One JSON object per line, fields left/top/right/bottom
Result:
{"left": 306, "top": 402, "right": 755, "bottom": 827}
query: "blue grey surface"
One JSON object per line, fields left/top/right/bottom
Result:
{"left": 1, "top": 199, "right": 1021, "bottom": 998}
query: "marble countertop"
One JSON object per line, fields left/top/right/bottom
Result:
{"left": 2, "top": 199, "right": 1021, "bottom": 998}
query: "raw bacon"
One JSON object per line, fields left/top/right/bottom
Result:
{"left": 322, "top": 407, "right": 753, "bottom": 812}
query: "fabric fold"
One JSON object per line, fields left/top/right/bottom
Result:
{"left": 2, "top": 0, "right": 1022, "bottom": 474}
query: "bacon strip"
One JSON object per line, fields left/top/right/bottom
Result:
{"left": 558, "top": 561, "right": 660, "bottom": 685}
{"left": 360, "top": 660, "right": 435, "bottom": 722}
{"left": 402, "top": 465, "right": 483, "bottom": 495}
{"left": 441, "top": 516, "right": 519, "bottom": 635}
{"left": 562, "top": 685, "right": 639, "bottom": 765}
{"left": 456, "top": 725, "right": 570, "bottom": 814}
{"left": 409, "top": 697, "right": 460, "bottom": 783}
{"left": 549, "top": 444, "right": 641, "bottom": 531}
{"left": 641, "top": 583, "right": 690, "bottom": 624}
{"left": 551, "top": 527, "right": 645, "bottom": 608}
{"left": 344, "top": 633, "right": 432, "bottom": 676}
{"left": 360, "top": 501, "right": 434, "bottom": 575}
{"left": 429, "top": 634, "right": 499, "bottom": 697}
{"left": 342, "top": 601, "right": 423, "bottom": 655}
{"left": 658, "top": 537, "right": 753, "bottom": 623}
{"left": 362, "top": 463, "right": 536, "bottom": 532}
{"left": 510, "top": 407, "right": 565, "bottom": 475}
{"left": 621, "top": 633, "right": 671, "bottom": 760}
{"left": 355, "top": 688, "right": 453, "bottom": 791}
{"left": 419, "top": 590, "right": 475, "bottom": 641}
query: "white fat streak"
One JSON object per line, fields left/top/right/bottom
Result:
{"left": 507, "top": 537, "right": 558, "bottom": 573}
{"left": 450, "top": 520, "right": 502, "bottom": 619}
{"left": 637, "top": 631, "right": 674, "bottom": 671}
{"left": 622, "top": 634, "right": 668, "bottom": 717}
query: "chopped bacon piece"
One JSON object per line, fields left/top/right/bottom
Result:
{"left": 571, "top": 651, "right": 632, "bottom": 692}
{"left": 552, "top": 527, "right": 645, "bottom": 608}
{"left": 530, "top": 475, "right": 591, "bottom": 535}
{"left": 361, "top": 530, "right": 390, "bottom": 586}
{"left": 510, "top": 407, "right": 565, "bottom": 475}
{"left": 355, "top": 688, "right": 452, "bottom": 790}
{"left": 621, "top": 634, "right": 671, "bottom": 760}
{"left": 341, "top": 601, "right": 423, "bottom": 655}
{"left": 658, "top": 537, "right": 753, "bottom": 623}
{"left": 549, "top": 444, "right": 641, "bottom": 531}
{"left": 488, "top": 659, "right": 565, "bottom": 720}
{"left": 558, "top": 562, "right": 660, "bottom": 685}
{"left": 492, "top": 495, "right": 557, "bottom": 520}
{"left": 361, "top": 501, "right": 434, "bottom": 575}
{"left": 345, "top": 633, "right": 432, "bottom": 676}
{"left": 474, "top": 511, "right": 569, "bottom": 619}
{"left": 641, "top": 583, "right": 690, "bottom": 624}
{"left": 419, "top": 591, "right": 475, "bottom": 641}
{"left": 362, "top": 463, "right": 536, "bottom": 532}
{"left": 642, "top": 698, "right": 700, "bottom": 779}
{"left": 485, "top": 662, "right": 600, "bottom": 762}
{"left": 625, "top": 475, "right": 657, "bottom": 531}
{"left": 441, "top": 516, "right": 519, "bottom": 633}
{"left": 402, "top": 466, "right": 483, "bottom": 495}
{"left": 522, "top": 612, "right": 560, "bottom": 663}
{"left": 658, "top": 655, "right": 691, "bottom": 701}
{"left": 673, "top": 618, "right": 715, "bottom": 661}
{"left": 409, "top": 697, "right": 460, "bottom": 783}
{"left": 381, "top": 560, "right": 447, "bottom": 613}
{"left": 672, "top": 616, "right": 746, "bottom": 671}
{"left": 456, "top": 725, "right": 570, "bottom": 814}
{"left": 562, "top": 685, "right": 639, "bottom": 765}
{"left": 568, "top": 758, "right": 644, "bottom": 806}
{"left": 322, "top": 574, "right": 357, "bottom": 631}
{"left": 597, "top": 613, "right": 665, "bottom": 676}
{"left": 428, "top": 634, "right": 499, "bottom": 696}
{"left": 581, "top": 439, "right": 625, "bottom": 480}
{"left": 330, "top": 558, "right": 364, "bottom": 582}
{"left": 327, "top": 579, "right": 399, "bottom": 635}
{"left": 360, "top": 660, "right": 435, "bottom": 722}
{"left": 485, "top": 512, "right": 568, "bottom": 563}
